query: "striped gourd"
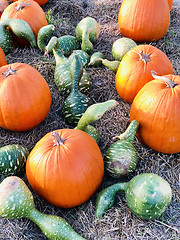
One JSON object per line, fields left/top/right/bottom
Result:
{"left": 0, "top": 144, "right": 29, "bottom": 177}
{"left": 62, "top": 55, "right": 92, "bottom": 126}
{"left": 104, "top": 120, "right": 139, "bottom": 178}
{"left": 96, "top": 173, "right": 172, "bottom": 220}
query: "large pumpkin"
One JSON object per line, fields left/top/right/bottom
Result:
{"left": 26, "top": 129, "right": 104, "bottom": 208}
{"left": 0, "top": 62, "right": 51, "bottom": 131}
{"left": 0, "top": 46, "right": 7, "bottom": 67}
{"left": 130, "top": 72, "right": 180, "bottom": 154}
{"left": 115, "top": 44, "right": 174, "bottom": 103}
{"left": 118, "top": 0, "right": 170, "bottom": 42}
{"left": 1, "top": 0, "right": 48, "bottom": 45}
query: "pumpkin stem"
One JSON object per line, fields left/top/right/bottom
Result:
{"left": 135, "top": 50, "right": 151, "bottom": 64}
{"left": 15, "top": 3, "right": 31, "bottom": 11}
{"left": 51, "top": 131, "right": 66, "bottom": 146}
{"left": 2, "top": 66, "right": 17, "bottom": 77}
{"left": 151, "top": 70, "right": 177, "bottom": 88}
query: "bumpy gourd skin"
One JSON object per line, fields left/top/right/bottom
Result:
{"left": 0, "top": 176, "right": 85, "bottom": 240}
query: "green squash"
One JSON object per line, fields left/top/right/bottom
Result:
{"left": 0, "top": 176, "right": 85, "bottom": 240}
{"left": 104, "top": 120, "right": 139, "bottom": 177}
{"left": 88, "top": 52, "right": 105, "bottom": 67}
{"left": 96, "top": 173, "right": 172, "bottom": 220}
{"left": 0, "top": 144, "right": 29, "bottom": 177}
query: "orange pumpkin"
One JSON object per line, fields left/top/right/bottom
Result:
{"left": 118, "top": 0, "right": 170, "bottom": 42}
{"left": 167, "top": 0, "right": 173, "bottom": 9}
{"left": 130, "top": 72, "right": 180, "bottom": 154}
{"left": 11, "top": 0, "right": 48, "bottom": 6}
{"left": 0, "top": 0, "right": 9, "bottom": 18}
{"left": 0, "top": 47, "right": 7, "bottom": 67}
{"left": 1, "top": 0, "right": 48, "bottom": 45}
{"left": 26, "top": 129, "right": 104, "bottom": 208}
{"left": 0, "top": 62, "right": 51, "bottom": 131}
{"left": 115, "top": 44, "right": 174, "bottom": 103}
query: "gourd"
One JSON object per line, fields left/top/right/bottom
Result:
{"left": 0, "top": 62, "right": 51, "bottom": 131}
{"left": 0, "top": 18, "right": 36, "bottom": 54}
{"left": 26, "top": 129, "right": 104, "bottom": 208}
{"left": 62, "top": 54, "right": 92, "bottom": 126}
{"left": 96, "top": 173, "right": 172, "bottom": 220}
{"left": 118, "top": 0, "right": 170, "bottom": 42}
{"left": 1, "top": 0, "right": 48, "bottom": 46}
{"left": 0, "top": 46, "right": 6, "bottom": 66}
{"left": 130, "top": 71, "right": 180, "bottom": 154}
{"left": 69, "top": 50, "right": 90, "bottom": 67}
{"left": 0, "top": 144, "right": 29, "bottom": 177}
{"left": 115, "top": 44, "right": 174, "bottom": 103}
{"left": 75, "top": 99, "right": 119, "bottom": 143}
{"left": 75, "top": 16, "right": 100, "bottom": 54}
{"left": 37, "top": 24, "right": 55, "bottom": 52}
{"left": 104, "top": 120, "right": 139, "bottom": 178}
{"left": 88, "top": 52, "right": 105, "bottom": 67}
{"left": 0, "top": 0, "right": 9, "bottom": 18}
{"left": 0, "top": 176, "right": 85, "bottom": 240}
{"left": 45, "top": 36, "right": 91, "bottom": 96}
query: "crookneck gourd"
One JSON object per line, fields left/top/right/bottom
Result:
{"left": 75, "top": 16, "right": 100, "bottom": 54}
{"left": 62, "top": 54, "right": 93, "bottom": 126}
{"left": 0, "top": 144, "right": 29, "bottom": 177}
{"left": 45, "top": 36, "right": 91, "bottom": 96}
{"left": 96, "top": 173, "right": 172, "bottom": 220}
{"left": 104, "top": 120, "right": 139, "bottom": 178}
{"left": 0, "top": 176, "right": 85, "bottom": 240}
{"left": 75, "top": 99, "right": 119, "bottom": 143}
{"left": 0, "top": 18, "right": 36, "bottom": 54}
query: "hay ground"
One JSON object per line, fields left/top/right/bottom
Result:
{"left": 0, "top": 0, "right": 180, "bottom": 239}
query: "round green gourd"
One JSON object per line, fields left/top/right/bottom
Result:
{"left": 0, "top": 176, "right": 85, "bottom": 240}
{"left": 96, "top": 173, "right": 172, "bottom": 220}
{"left": 58, "top": 35, "right": 80, "bottom": 56}
{"left": 75, "top": 99, "right": 118, "bottom": 143}
{"left": 62, "top": 54, "right": 92, "bottom": 126}
{"left": 75, "top": 16, "right": 100, "bottom": 54}
{"left": 0, "top": 18, "right": 36, "bottom": 54}
{"left": 0, "top": 144, "right": 29, "bottom": 177}
{"left": 104, "top": 120, "right": 139, "bottom": 177}
{"left": 45, "top": 36, "right": 91, "bottom": 96}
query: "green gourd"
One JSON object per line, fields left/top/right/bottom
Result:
{"left": 37, "top": 24, "right": 55, "bottom": 52}
{"left": 45, "top": 36, "right": 91, "bottom": 96}
{"left": 69, "top": 50, "right": 90, "bottom": 67}
{"left": 62, "top": 54, "right": 92, "bottom": 126}
{"left": 75, "top": 16, "right": 100, "bottom": 54}
{"left": 0, "top": 144, "right": 29, "bottom": 177}
{"left": 0, "top": 176, "right": 85, "bottom": 240}
{"left": 88, "top": 52, "right": 105, "bottom": 67}
{"left": 96, "top": 173, "right": 172, "bottom": 220}
{"left": 75, "top": 99, "right": 119, "bottom": 143}
{"left": 104, "top": 120, "right": 139, "bottom": 178}
{"left": 0, "top": 18, "right": 37, "bottom": 54}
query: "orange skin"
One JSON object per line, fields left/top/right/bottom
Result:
{"left": 11, "top": 0, "right": 48, "bottom": 6}
{"left": 115, "top": 44, "right": 174, "bottom": 103}
{"left": 0, "top": 62, "right": 51, "bottom": 131}
{"left": 130, "top": 74, "right": 180, "bottom": 154}
{"left": 167, "top": 0, "right": 173, "bottom": 9}
{"left": 118, "top": 0, "right": 170, "bottom": 42}
{"left": 0, "top": 47, "right": 7, "bottom": 67}
{"left": 26, "top": 129, "right": 104, "bottom": 208}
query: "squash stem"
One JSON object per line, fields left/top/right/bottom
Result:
{"left": 113, "top": 120, "right": 139, "bottom": 141}
{"left": 134, "top": 50, "right": 151, "bottom": 64}
{"left": 95, "top": 182, "right": 128, "bottom": 218}
{"left": 51, "top": 131, "right": 66, "bottom": 146}
{"left": 2, "top": 67, "right": 17, "bottom": 77}
{"left": 15, "top": 3, "right": 31, "bottom": 11}
{"left": 151, "top": 70, "right": 177, "bottom": 88}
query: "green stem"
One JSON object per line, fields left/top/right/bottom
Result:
{"left": 113, "top": 120, "right": 139, "bottom": 141}
{"left": 95, "top": 182, "right": 128, "bottom": 218}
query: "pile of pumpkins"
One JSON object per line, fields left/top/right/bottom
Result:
{"left": 0, "top": 0, "right": 178, "bottom": 239}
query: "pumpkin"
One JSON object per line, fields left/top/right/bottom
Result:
{"left": 96, "top": 173, "right": 172, "bottom": 220}
{"left": 0, "top": 46, "right": 6, "bottom": 66}
{"left": 0, "top": 176, "right": 85, "bottom": 240}
{"left": 1, "top": 0, "right": 48, "bottom": 46}
{"left": 0, "top": 62, "right": 51, "bottom": 131}
{"left": 26, "top": 129, "right": 104, "bottom": 208}
{"left": 118, "top": 0, "right": 170, "bottom": 42}
{"left": 115, "top": 44, "right": 174, "bottom": 103}
{"left": 130, "top": 72, "right": 180, "bottom": 154}
{"left": 0, "top": 0, "right": 9, "bottom": 18}
{"left": 168, "top": 0, "right": 173, "bottom": 9}
{"left": 12, "top": 0, "right": 48, "bottom": 6}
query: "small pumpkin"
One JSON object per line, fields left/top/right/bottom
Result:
{"left": 130, "top": 71, "right": 180, "bottom": 154}
{"left": 115, "top": 44, "right": 174, "bottom": 103}
{"left": 26, "top": 129, "right": 104, "bottom": 208}
{"left": 118, "top": 0, "right": 170, "bottom": 42}
{"left": 0, "top": 46, "right": 6, "bottom": 66}
{"left": 0, "top": 62, "right": 51, "bottom": 131}
{"left": 1, "top": 0, "right": 48, "bottom": 46}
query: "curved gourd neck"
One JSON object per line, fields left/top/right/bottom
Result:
{"left": 70, "top": 55, "right": 83, "bottom": 93}
{"left": 102, "top": 59, "right": 120, "bottom": 73}
{"left": 81, "top": 29, "right": 93, "bottom": 53}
